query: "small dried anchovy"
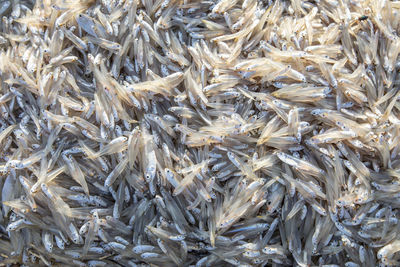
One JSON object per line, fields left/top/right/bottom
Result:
{"left": 0, "top": 0, "right": 400, "bottom": 266}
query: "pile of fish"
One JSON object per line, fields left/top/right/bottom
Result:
{"left": 1, "top": 0, "right": 400, "bottom": 266}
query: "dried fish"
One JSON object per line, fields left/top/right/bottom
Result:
{"left": 0, "top": 0, "right": 399, "bottom": 266}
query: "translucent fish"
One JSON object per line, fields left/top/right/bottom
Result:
{"left": 276, "top": 152, "right": 325, "bottom": 177}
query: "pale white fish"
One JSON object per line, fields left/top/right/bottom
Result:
{"left": 276, "top": 152, "right": 325, "bottom": 177}
{"left": 63, "top": 154, "right": 89, "bottom": 195}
